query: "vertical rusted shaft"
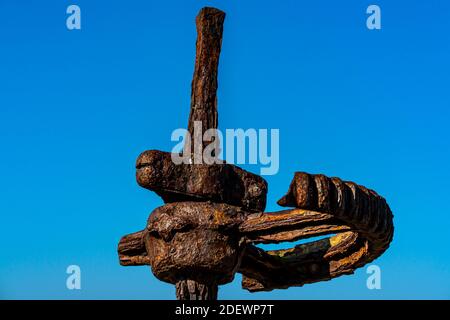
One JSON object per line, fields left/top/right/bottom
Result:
{"left": 184, "top": 7, "right": 225, "bottom": 158}
{"left": 176, "top": 279, "right": 218, "bottom": 300}
{"left": 177, "top": 7, "right": 225, "bottom": 300}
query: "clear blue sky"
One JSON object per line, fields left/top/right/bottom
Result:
{"left": 1, "top": 0, "right": 449, "bottom": 299}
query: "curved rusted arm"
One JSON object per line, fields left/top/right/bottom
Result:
{"left": 238, "top": 172, "right": 394, "bottom": 292}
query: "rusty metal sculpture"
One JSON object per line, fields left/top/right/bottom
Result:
{"left": 117, "top": 7, "right": 394, "bottom": 300}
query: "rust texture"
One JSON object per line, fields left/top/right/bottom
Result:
{"left": 136, "top": 150, "right": 267, "bottom": 212}
{"left": 176, "top": 280, "right": 218, "bottom": 300}
{"left": 238, "top": 172, "right": 394, "bottom": 292}
{"left": 117, "top": 7, "right": 394, "bottom": 300}
{"left": 184, "top": 7, "right": 224, "bottom": 157}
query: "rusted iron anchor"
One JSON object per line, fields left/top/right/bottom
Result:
{"left": 117, "top": 7, "right": 394, "bottom": 300}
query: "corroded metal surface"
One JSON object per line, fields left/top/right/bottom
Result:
{"left": 238, "top": 172, "right": 394, "bottom": 292}
{"left": 117, "top": 7, "right": 394, "bottom": 300}
{"left": 184, "top": 7, "right": 224, "bottom": 157}
{"left": 136, "top": 150, "right": 267, "bottom": 212}
{"left": 176, "top": 280, "right": 218, "bottom": 300}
